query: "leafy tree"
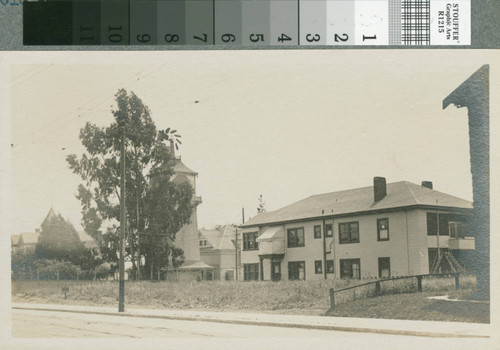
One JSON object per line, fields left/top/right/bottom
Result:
{"left": 33, "top": 259, "right": 81, "bottom": 280}
{"left": 35, "top": 210, "right": 85, "bottom": 265}
{"left": 11, "top": 249, "right": 36, "bottom": 280}
{"left": 257, "top": 194, "right": 266, "bottom": 213}
{"left": 75, "top": 246, "right": 103, "bottom": 272}
{"left": 67, "top": 89, "right": 194, "bottom": 279}
{"left": 171, "top": 246, "right": 185, "bottom": 270}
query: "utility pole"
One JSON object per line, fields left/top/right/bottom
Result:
{"left": 235, "top": 227, "right": 238, "bottom": 281}
{"left": 119, "top": 117, "right": 127, "bottom": 312}
{"left": 235, "top": 208, "right": 245, "bottom": 281}
{"left": 322, "top": 211, "right": 327, "bottom": 280}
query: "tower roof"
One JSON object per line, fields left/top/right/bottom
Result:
{"left": 41, "top": 207, "right": 58, "bottom": 227}
{"left": 173, "top": 158, "right": 197, "bottom": 175}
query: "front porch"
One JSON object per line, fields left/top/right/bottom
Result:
{"left": 258, "top": 254, "right": 285, "bottom": 281}
{"left": 256, "top": 226, "right": 286, "bottom": 281}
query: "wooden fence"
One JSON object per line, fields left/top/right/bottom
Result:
{"left": 329, "top": 272, "right": 468, "bottom": 310}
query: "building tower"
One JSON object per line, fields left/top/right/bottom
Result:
{"left": 170, "top": 141, "right": 203, "bottom": 266}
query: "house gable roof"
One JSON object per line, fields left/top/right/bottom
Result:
{"left": 19, "top": 232, "right": 40, "bottom": 245}
{"left": 241, "top": 181, "right": 472, "bottom": 227}
{"left": 11, "top": 234, "right": 22, "bottom": 245}
{"left": 199, "top": 225, "right": 236, "bottom": 250}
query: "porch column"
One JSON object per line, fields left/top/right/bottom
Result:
{"left": 259, "top": 257, "right": 264, "bottom": 281}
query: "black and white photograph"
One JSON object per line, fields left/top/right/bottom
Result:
{"left": 1, "top": 49, "right": 498, "bottom": 349}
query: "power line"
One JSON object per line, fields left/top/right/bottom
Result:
{"left": 12, "top": 64, "right": 54, "bottom": 88}
{"left": 12, "top": 63, "right": 169, "bottom": 149}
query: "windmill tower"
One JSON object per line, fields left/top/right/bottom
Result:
{"left": 169, "top": 140, "right": 202, "bottom": 265}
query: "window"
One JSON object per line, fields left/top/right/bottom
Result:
{"left": 449, "top": 222, "right": 469, "bottom": 238}
{"left": 287, "top": 227, "right": 305, "bottom": 248}
{"left": 288, "top": 261, "right": 306, "bottom": 280}
{"left": 377, "top": 218, "right": 389, "bottom": 241}
{"left": 340, "top": 259, "right": 361, "bottom": 279}
{"left": 325, "top": 223, "right": 333, "bottom": 237}
{"left": 314, "top": 225, "right": 321, "bottom": 239}
{"left": 243, "top": 263, "right": 259, "bottom": 281}
{"left": 199, "top": 239, "right": 207, "bottom": 247}
{"left": 427, "top": 213, "right": 450, "bottom": 236}
{"left": 339, "top": 222, "right": 359, "bottom": 244}
{"left": 315, "top": 260, "right": 322, "bottom": 274}
{"left": 378, "top": 257, "right": 390, "bottom": 278}
{"left": 243, "top": 232, "right": 259, "bottom": 251}
{"left": 427, "top": 212, "right": 437, "bottom": 235}
{"left": 326, "top": 260, "right": 334, "bottom": 274}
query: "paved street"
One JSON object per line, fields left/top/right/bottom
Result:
{"left": 12, "top": 308, "right": 354, "bottom": 338}
{"left": 7, "top": 308, "right": 495, "bottom": 350}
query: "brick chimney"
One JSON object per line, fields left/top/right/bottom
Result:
{"left": 421, "top": 181, "right": 433, "bottom": 189}
{"left": 373, "top": 177, "right": 387, "bottom": 202}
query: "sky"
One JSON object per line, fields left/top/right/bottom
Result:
{"left": 3, "top": 50, "right": 499, "bottom": 234}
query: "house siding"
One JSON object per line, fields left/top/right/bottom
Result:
{"left": 240, "top": 207, "right": 471, "bottom": 281}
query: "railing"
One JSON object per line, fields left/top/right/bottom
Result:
{"left": 328, "top": 272, "right": 467, "bottom": 311}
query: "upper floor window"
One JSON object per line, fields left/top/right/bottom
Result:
{"left": 427, "top": 212, "right": 450, "bottom": 236}
{"left": 377, "top": 218, "right": 389, "bottom": 241}
{"left": 243, "top": 232, "right": 259, "bottom": 251}
{"left": 339, "top": 222, "right": 359, "bottom": 244}
{"left": 449, "top": 221, "right": 470, "bottom": 238}
{"left": 199, "top": 239, "right": 207, "bottom": 247}
{"left": 287, "top": 227, "right": 305, "bottom": 248}
{"left": 325, "top": 223, "right": 333, "bottom": 237}
{"left": 314, "top": 225, "right": 321, "bottom": 239}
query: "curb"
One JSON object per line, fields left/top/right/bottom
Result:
{"left": 12, "top": 305, "right": 489, "bottom": 339}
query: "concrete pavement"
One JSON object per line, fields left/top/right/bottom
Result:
{"left": 11, "top": 302, "right": 491, "bottom": 338}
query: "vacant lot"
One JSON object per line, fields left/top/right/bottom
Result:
{"left": 12, "top": 276, "right": 488, "bottom": 323}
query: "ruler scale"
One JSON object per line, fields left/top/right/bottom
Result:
{"left": 23, "top": 0, "right": 471, "bottom": 46}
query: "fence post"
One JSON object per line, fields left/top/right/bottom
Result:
{"left": 329, "top": 288, "right": 335, "bottom": 310}
{"left": 417, "top": 276, "right": 422, "bottom": 292}
{"left": 375, "top": 281, "right": 381, "bottom": 296}
{"left": 455, "top": 273, "right": 460, "bottom": 289}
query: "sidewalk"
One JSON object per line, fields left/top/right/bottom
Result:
{"left": 12, "top": 302, "right": 490, "bottom": 338}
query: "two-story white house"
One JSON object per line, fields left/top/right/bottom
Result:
{"left": 238, "top": 177, "right": 475, "bottom": 281}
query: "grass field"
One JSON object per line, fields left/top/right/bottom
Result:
{"left": 11, "top": 275, "right": 488, "bottom": 323}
